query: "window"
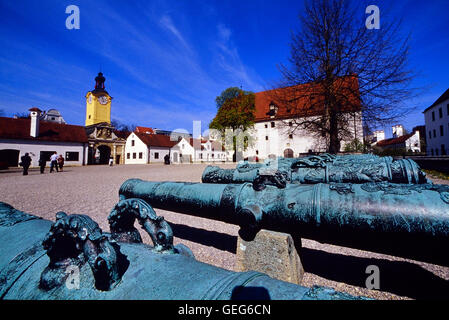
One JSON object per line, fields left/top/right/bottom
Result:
{"left": 271, "top": 122, "right": 275, "bottom": 128}
{"left": 436, "top": 149, "right": 439, "bottom": 156}
{"left": 40, "top": 151, "right": 56, "bottom": 162}
{"left": 256, "top": 150, "right": 259, "bottom": 155}
{"left": 440, "top": 125, "right": 444, "bottom": 136}
{"left": 433, "top": 129, "right": 436, "bottom": 138}
{"left": 447, "top": 104, "right": 449, "bottom": 116}
{"left": 154, "top": 152, "right": 159, "bottom": 159}
{"left": 200, "top": 153, "right": 203, "bottom": 159}
{"left": 431, "top": 149, "right": 434, "bottom": 156}
{"left": 439, "top": 108, "right": 443, "bottom": 119}
{"left": 131, "top": 140, "right": 135, "bottom": 146}
{"left": 65, "top": 152, "right": 79, "bottom": 161}
{"left": 127, "top": 153, "right": 130, "bottom": 159}
{"left": 264, "top": 124, "right": 268, "bottom": 128}
{"left": 265, "top": 136, "right": 269, "bottom": 140}
{"left": 139, "top": 152, "right": 143, "bottom": 159}
{"left": 432, "top": 111, "right": 435, "bottom": 121}
{"left": 132, "top": 153, "right": 136, "bottom": 159}
{"left": 429, "top": 131, "right": 432, "bottom": 139}
{"left": 289, "top": 122, "right": 292, "bottom": 127}
{"left": 212, "top": 154, "right": 214, "bottom": 158}
{"left": 289, "top": 134, "right": 293, "bottom": 139}
{"left": 88, "top": 115, "right": 91, "bottom": 119}
{"left": 442, "top": 144, "right": 447, "bottom": 156}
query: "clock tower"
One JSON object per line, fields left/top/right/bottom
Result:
{"left": 85, "top": 72, "right": 112, "bottom": 126}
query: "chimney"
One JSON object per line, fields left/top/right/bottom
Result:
{"left": 392, "top": 125, "right": 404, "bottom": 138}
{"left": 29, "top": 108, "right": 42, "bottom": 138}
{"left": 373, "top": 130, "right": 385, "bottom": 142}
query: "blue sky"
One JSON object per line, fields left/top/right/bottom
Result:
{"left": 0, "top": 0, "right": 448, "bottom": 138}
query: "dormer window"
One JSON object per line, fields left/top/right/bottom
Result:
{"left": 266, "top": 102, "right": 278, "bottom": 118}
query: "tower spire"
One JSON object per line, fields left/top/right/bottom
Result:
{"left": 94, "top": 72, "right": 106, "bottom": 91}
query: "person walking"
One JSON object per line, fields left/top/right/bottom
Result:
{"left": 38, "top": 157, "right": 46, "bottom": 174}
{"left": 57, "top": 154, "right": 64, "bottom": 172}
{"left": 50, "top": 152, "right": 59, "bottom": 173}
{"left": 20, "top": 153, "right": 32, "bottom": 175}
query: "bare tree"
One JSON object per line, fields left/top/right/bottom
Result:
{"left": 272, "top": 0, "right": 416, "bottom": 153}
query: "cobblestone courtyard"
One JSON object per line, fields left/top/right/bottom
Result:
{"left": 1, "top": 164, "right": 448, "bottom": 299}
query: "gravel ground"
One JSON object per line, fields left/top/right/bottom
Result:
{"left": 0, "top": 163, "right": 448, "bottom": 300}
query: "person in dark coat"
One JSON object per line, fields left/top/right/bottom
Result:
{"left": 38, "top": 157, "right": 46, "bottom": 174}
{"left": 20, "top": 153, "right": 32, "bottom": 175}
{"left": 57, "top": 154, "right": 64, "bottom": 172}
{"left": 164, "top": 154, "right": 170, "bottom": 165}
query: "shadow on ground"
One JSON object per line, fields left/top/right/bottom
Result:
{"left": 169, "top": 222, "right": 449, "bottom": 299}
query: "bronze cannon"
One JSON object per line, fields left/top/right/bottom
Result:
{"left": 118, "top": 179, "right": 449, "bottom": 266}
{"left": 202, "top": 154, "right": 429, "bottom": 189}
{"left": 0, "top": 201, "right": 365, "bottom": 300}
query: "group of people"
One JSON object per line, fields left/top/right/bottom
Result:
{"left": 20, "top": 151, "right": 64, "bottom": 175}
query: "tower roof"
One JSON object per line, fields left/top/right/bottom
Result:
{"left": 92, "top": 72, "right": 109, "bottom": 95}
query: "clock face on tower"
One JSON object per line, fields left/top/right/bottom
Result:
{"left": 98, "top": 95, "right": 108, "bottom": 105}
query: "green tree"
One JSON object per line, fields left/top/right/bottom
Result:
{"left": 210, "top": 88, "right": 256, "bottom": 161}
{"left": 215, "top": 87, "right": 253, "bottom": 109}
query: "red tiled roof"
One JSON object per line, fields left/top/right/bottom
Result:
{"left": 254, "top": 75, "right": 361, "bottom": 122}
{"left": 135, "top": 126, "right": 154, "bottom": 134}
{"left": 376, "top": 133, "right": 414, "bottom": 147}
{"left": 113, "top": 129, "right": 131, "bottom": 139}
{"left": 0, "top": 117, "right": 88, "bottom": 143}
{"left": 135, "top": 132, "right": 177, "bottom": 148}
{"left": 189, "top": 138, "right": 207, "bottom": 150}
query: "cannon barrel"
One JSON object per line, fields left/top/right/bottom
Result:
{"left": 202, "top": 156, "right": 428, "bottom": 186}
{"left": 119, "top": 179, "right": 449, "bottom": 266}
{"left": 0, "top": 202, "right": 365, "bottom": 300}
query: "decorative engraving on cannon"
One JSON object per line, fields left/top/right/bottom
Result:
{"left": 117, "top": 179, "right": 449, "bottom": 266}
{"left": 202, "top": 154, "right": 430, "bottom": 189}
{"left": 0, "top": 201, "right": 369, "bottom": 300}
{"left": 39, "top": 212, "right": 129, "bottom": 291}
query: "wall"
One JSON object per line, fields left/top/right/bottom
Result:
{"left": 124, "top": 133, "right": 148, "bottom": 164}
{"left": 243, "top": 111, "right": 364, "bottom": 160}
{"left": 424, "top": 99, "right": 449, "bottom": 155}
{"left": 149, "top": 147, "right": 170, "bottom": 163}
{"left": 0, "top": 139, "right": 86, "bottom": 167}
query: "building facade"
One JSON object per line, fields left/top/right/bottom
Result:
{"left": 423, "top": 87, "right": 449, "bottom": 156}
{"left": 240, "top": 75, "right": 364, "bottom": 160}
{"left": 0, "top": 108, "right": 88, "bottom": 168}
{"left": 84, "top": 73, "right": 127, "bottom": 164}
{"left": 125, "top": 132, "right": 177, "bottom": 164}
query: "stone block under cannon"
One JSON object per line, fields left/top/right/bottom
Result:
{"left": 202, "top": 154, "right": 429, "bottom": 188}
{"left": 0, "top": 201, "right": 366, "bottom": 300}
{"left": 118, "top": 179, "right": 449, "bottom": 266}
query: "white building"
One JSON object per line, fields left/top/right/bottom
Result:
{"left": 0, "top": 108, "right": 88, "bottom": 168}
{"left": 423, "top": 87, "right": 449, "bottom": 156}
{"left": 241, "top": 75, "right": 364, "bottom": 160}
{"left": 190, "top": 138, "right": 226, "bottom": 163}
{"left": 375, "top": 125, "right": 421, "bottom": 153}
{"left": 40, "top": 109, "right": 66, "bottom": 124}
{"left": 124, "top": 132, "right": 227, "bottom": 164}
{"left": 124, "top": 132, "right": 177, "bottom": 164}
